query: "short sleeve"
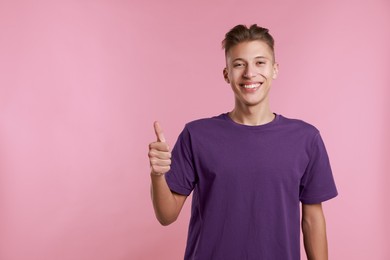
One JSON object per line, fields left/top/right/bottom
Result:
{"left": 165, "top": 126, "right": 197, "bottom": 196}
{"left": 299, "top": 133, "right": 338, "bottom": 204}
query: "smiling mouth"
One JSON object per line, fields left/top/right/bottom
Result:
{"left": 240, "top": 83, "right": 262, "bottom": 89}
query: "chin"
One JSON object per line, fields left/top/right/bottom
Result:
{"left": 240, "top": 100, "right": 263, "bottom": 107}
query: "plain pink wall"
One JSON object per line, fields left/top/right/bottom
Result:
{"left": 0, "top": 1, "right": 389, "bottom": 259}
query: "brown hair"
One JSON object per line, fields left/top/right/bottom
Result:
{"left": 222, "top": 24, "right": 275, "bottom": 61}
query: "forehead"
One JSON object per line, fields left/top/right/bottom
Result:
{"left": 226, "top": 40, "right": 273, "bottom": 62}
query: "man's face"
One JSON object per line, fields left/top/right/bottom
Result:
{"left": 223, "top": 40, "right": 278, "bottom": 108}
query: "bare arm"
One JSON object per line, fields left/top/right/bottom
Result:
{"left": 302, "top": 203, "right": 328, "bottom": 260}
{"left": 149, "top": 121, "right": 187, "bottom": 226}
{"left": 150, "top": 175, "right": 187, "bottom": 225}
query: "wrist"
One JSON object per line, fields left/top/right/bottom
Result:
{"left": 150, "top": 171, "right": 166, "bottom": 177}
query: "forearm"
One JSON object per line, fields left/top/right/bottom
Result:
{"left": 302, "top": 204, "right": 328, "bottom": 260}
{"left": 150, "top": 174, "right": 181, "bottom": 226}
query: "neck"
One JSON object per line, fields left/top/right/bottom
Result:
{"left": 229, "top": 102, "right": 274, "bottom": 126}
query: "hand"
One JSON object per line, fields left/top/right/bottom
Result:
{"left": 148, "top": 121, "right": 172, "bottom": 176}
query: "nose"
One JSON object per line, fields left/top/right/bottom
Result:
{"left": 243, "top": 64, "right": 257, "bottom": 78}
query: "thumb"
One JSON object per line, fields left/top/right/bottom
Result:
{"left": 153, "top": 121, "right": 166, "bottom": 142}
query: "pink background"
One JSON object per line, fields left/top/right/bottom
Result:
{"left": 1, "top": 1, "right": 389, "bottom": 259}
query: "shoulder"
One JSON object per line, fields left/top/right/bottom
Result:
{"left": 184, "top": 113, "right": 227, "bottom": 132}
{"left": 278, "top": 114, "right": 320, "bottom": 136}
{"left": 175, "top": 114, "right": 229, "bottom": 143}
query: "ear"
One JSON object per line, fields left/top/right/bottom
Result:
{"left": 223, "top": 68, "right": 230, "bottom": 83}
{"left": 272, "top": 63, "right": 279, "bottom": 79}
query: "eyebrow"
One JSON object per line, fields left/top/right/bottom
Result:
{"left": 232, "top": 56, "right": 270, "bottom": 62}
{"left": 254, "top": 56, "right": 269, "bottom": 60}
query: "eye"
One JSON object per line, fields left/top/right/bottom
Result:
{"left": 256, "top": 61, "right": 266, "bottom": 65}
{"left": 233, "top": 63, "right": 245, "bottom": 68}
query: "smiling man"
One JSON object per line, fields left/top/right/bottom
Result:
{"left": 148, "top": 24, "right": 338, "bottom": 260}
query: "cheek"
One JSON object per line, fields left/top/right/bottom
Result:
{"left": 230, "top": 70, "right": 242, "bottom": 80}
{"left": 259, "top": 67, "right": 274, "bottom": 79}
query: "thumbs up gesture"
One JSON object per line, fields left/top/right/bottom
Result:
{"left": 148, "top": 121, "right": 172, "bottom": 176}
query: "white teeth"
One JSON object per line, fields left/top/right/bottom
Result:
{"left": 243, "top": 83, "right": 260, "bottom": 89}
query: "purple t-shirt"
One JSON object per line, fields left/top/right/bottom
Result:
{"left": 165, "top": 113, "right": 338, "bottom": 260}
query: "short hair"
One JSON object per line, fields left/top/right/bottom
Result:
{"left": 222, "top": 24, "right": 275, "bottom": 61}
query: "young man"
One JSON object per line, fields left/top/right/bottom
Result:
{"left": 148, "top": 24, "right": 338, "bottom": 260}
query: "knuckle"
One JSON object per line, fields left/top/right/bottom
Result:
{"left": 149, "top": 142, "right": 158, "bottom": 148}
